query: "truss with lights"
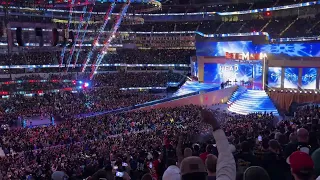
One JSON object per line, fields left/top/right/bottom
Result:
{"left": 81, "top": 3, "right": 116, "bottom": 72}
{"left": 66, "top": 4, "right": 95, "bottom": 71}
{"left": 89, "top": 1, "right": 131, "bottom": 79}
{"left": 59, "top": 0, "right": 75, "bottom": 67}
{"left": 3, "top": 0, "right": 162, "bottom": 79}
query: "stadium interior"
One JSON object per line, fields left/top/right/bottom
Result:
{"left": 0, "top": 0, "right": 320, "bottom": 179}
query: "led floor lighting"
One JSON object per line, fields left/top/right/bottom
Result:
{"left": 228, "top": 89, "right": 279, "bottom": 115}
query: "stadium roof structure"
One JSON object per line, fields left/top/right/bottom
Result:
{"left": 0, "top": 0, "right": 162, "bottom": 13}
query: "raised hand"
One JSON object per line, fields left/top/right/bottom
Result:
{"left": 201, "top": 108, "right": 220, "bottom": 131}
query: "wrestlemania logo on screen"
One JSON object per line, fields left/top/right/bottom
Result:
{"left": 225, "top": 52, "right": 268, "bottom": 60}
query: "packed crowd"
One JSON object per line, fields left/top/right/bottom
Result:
{"left": 0, "top": 52, "right": 60, "bottom": 65}
{"left": 105, "top": 50, "right": 193, "bottom": 64}
{"left": 0, "top": 86, "right": 162, "bottom": 126}
{"left": 93, "top": 72, "right": 184, "bottom": 88}
{"left": 145, "top": 0, "right": 313, "bottom": 13}
{"left": 0, "top": 74, "right": 77, "bottom": 92}
{"left": 0, "top": 80, "right": 75, "bottom": 92}
{"left": 0, "top": 105, "right": 203, "bottom": 179}
{"left": 197, "top": 16, "right": 312, "bottom": 38}
{"left": 0, "top": 72, "right": 183, "bottom": 94}
{"left": 0, "top": 49, "right": 193, "bottom": 66}
{"left": 121, "top": 15, "right": 320, "bottom": 38}
{"left": 0, "top": 103, "right": 319, "bottom": 180}
{"left": 0, "top": 71, "right": 186, "bottom": 126}
{"left": 2, "top": 0, "right": 312, "bottom": 15}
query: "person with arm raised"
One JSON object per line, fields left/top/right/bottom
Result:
{"left": 180, "top": 109, "right": 236, "bottom": 180}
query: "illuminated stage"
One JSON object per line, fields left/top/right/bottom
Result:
{"left": 172, "top": 81, "right": 279, "bottom": 115}
{"left": 191, "top": 37, "right": 320, "bottom": 116}
{"left": 203, "top": 61, "right": 263, "bottom": 90}
{"left": 193, "top": 40, "right": 320, "bottom": 91}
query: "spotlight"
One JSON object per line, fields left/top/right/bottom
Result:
{"left": 84, "top": 82, "right": 89, "bottom": 88}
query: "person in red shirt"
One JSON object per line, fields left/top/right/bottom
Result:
{"left": 200, "top": 144, "right": 214, "bottom": 163}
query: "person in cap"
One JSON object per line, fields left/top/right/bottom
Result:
{"left": 205, "top": 154, "right": 217, "bottom": 180}
{"left": 179, "top": 109, "right": 236, "bottom": 180}
{"left": 180, "top": 156, "right": 206, "bottom": 180}
{"left": 141, "top": 173, "right": 152, "bottom": 180}
{"left": 51, "top": 171, "right": 69, "bottom": 180}
{"left": 243, "top": 166, "right": 270, "bottom": 180}
{"left": 163, "top": 158, "right": 180, "bottom": 180}
{"left": 287, "top": 151, "right": 314, "bottom": 180}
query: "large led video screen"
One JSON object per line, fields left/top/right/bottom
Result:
{"left": 204, "top": 63, "right": 253, "bottom": 83}
{"left": 196, "top": 41, "right": 320, "bottom": 57}
{"left": 196, "top": 41, "right": 254, "bottom": 57}
{"left": 268, "top": 67, "right": 282, "bottom": 88}
{"left": 302, "top": 68, "right": 317, "bottom": 89}
{"left": 284, "top": 68, "right": 299, "bottom": 88}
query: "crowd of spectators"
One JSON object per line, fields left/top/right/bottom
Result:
{"left": 0, "top": 71, "right": 184, "bottom": 94}
{"left": 93, "top": 72, "right": 184, "bottom": 88}
{"left": 197, "top": 16, "right": 315, "bottom": 38}
{"left": 105, "top": 49, "right": 193, "bottom": 64}
{"left": 0, "top": 71, "right": 184, "bottom": 123}
{"left": 120, "top": 15, "right": 320, "bottom": 38}
{"left": 0, "top": 71, "right": 184, "bottom": 126}
{"left": 0, "top": 49, "right": 193, "bottom": 65}
{"left": 0, "top": 87, "right": 162, "bottom": 126}
{"left": 0, "top": 103, "right": 319, "bottom": 180}
{"left": 0, "top": 74, "right": 76, "bottom": 92}
{"left": 1, "top": 2, "right": 320, "bottom": 180}
{"left": 0, "top": 52, "right": 59, "bottom": 65}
